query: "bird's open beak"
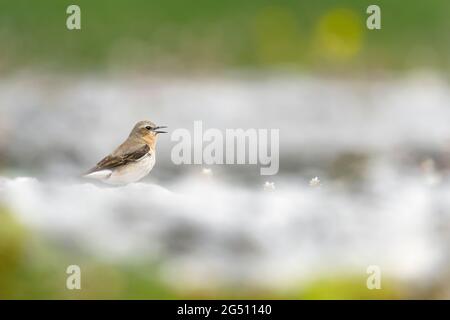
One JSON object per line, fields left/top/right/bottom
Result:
{"left": 154, "top": 126, "right": 168, "bottom": 134}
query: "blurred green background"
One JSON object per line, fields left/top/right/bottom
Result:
{"left": 0, "top": 0, "right": 449, "bottom": 73}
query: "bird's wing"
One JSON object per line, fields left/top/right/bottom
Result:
{"left": 86, "top": 143, "right": 150, "bottom": 174}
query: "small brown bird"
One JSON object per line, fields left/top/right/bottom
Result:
{"left": 84, "top": 120, "right": 167, "bottom": 185}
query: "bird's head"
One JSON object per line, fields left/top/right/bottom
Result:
{"left": 130, "top": 120, "right": 167, "bottom": 145}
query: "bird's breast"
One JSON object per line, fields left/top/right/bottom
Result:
{"left": 107, "top": 152, "right": 155, "bottom": 185}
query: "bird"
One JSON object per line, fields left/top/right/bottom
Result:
{"left": 83, "top": 120, "right": 167, "bottom": 185}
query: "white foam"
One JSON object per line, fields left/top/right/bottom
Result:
{"left": 1, "top": 172, "right": 448, "bottom": 286}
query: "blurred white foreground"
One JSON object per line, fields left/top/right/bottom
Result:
{"left": 1, "top": 171, "right": 449, "bottom": 288}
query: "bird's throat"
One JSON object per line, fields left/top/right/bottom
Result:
{"left": 142, "top": 134, "right": 157, "bottom": 149}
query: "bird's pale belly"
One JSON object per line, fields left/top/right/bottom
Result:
{"left": 106, "top": 154, "right": 155, "bottom": 185}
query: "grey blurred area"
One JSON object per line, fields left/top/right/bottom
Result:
{"left": 1, "top": 72, "right": 450, "bottom": 184}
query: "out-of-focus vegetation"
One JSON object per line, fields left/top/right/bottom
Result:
{"left": 299, "top": 275, "right": 404, "bottom": 299}
{"left": 0, "top": 205, "right": 178, "bottom": 299}
{"left": 0, "top": 0, "right": 449, "bottom": 73}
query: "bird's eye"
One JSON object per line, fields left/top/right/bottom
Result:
{"left": 145, "top": 126, "right": 152, "bottom": 130}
